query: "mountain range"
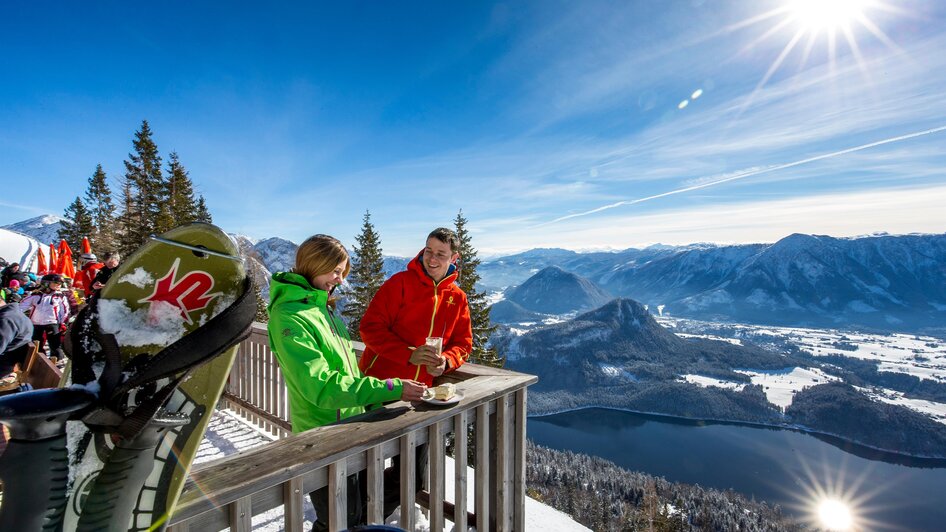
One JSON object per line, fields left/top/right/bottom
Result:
{"left": 5, "top": 215, "right": 944, "bottom": 333}
{"left": 486, "top": 233, "right": 946, "bottom": 333}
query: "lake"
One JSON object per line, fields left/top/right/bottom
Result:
{"left": 529, "top": 408, "right": 946, "bottom": 531}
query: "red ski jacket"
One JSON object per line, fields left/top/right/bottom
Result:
{"left": 75, "top": 262, "right": 103, "bottom": 297}
{"left": 359, "top": 252, "right": 472, "bottom": 386}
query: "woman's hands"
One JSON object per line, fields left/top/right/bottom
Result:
{"left": 400, "top": 380, "right": 427, "bottom": 402}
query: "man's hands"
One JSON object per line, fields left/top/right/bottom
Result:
{"left": 400, "top": 380, "right": 427, "bottom": 401}
{"left": 410, "top": 345, "right": 444, "bottom": 369}
{"left": 427, "top": 357, "right": 447, "bottom": 377}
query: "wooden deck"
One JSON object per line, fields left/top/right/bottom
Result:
{"left": 168, "top": 324, "right": 537, "bottom": 531}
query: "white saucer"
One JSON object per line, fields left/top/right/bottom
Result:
{"left": 421, "top": 391, "right": 463, "bottom": 406}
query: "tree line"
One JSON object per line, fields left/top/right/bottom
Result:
{"left": 527, "top": 441, "right": 801, "bottom": 531}
{"left": 341, "top": 209, "right": 504, "bottom": 368}
{"left": 58, "top": 120, "right": 212, "bottom": 257}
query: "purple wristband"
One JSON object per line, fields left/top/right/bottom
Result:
{"left": 386, "top": 378, "right": 395, "bottom": 391}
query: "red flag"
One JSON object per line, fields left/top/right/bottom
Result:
{"left": 48, "top": 243, "right": 59, "bottom": 274}
{"left": 59, "top": 240, "right": 76, "bottom": 280}
{"left": 37, "top": 247, "right": 48, "bottom": 275}
{"left": 82, "top": 236, "right": 92, "bottom": 254}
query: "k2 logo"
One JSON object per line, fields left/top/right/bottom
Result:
{"left": 139, "top": 258, "right": 222, "bottom": 324}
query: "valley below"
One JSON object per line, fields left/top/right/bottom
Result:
{"left": 499, "top": 311, "right": 946, "bottom": 459}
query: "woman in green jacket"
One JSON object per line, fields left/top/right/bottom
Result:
{"left": 267, "top": 233, "right": 425, "bottom": 531}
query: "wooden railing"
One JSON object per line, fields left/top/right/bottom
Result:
{"left": 220, "top": 325, "right": 293, "bottom": 438}
{"left": 167, "top": 323, "right": 537, "bottom": 531}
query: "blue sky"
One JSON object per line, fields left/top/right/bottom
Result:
{"left": 2, "top": 0, "right": 944, "bottom": 256}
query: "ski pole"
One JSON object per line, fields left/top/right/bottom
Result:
{"left": 0, "top": 387, "right": 96, "bottom": 532}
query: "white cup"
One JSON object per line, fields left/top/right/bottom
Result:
{"left": 425, "top": 336, "right": 443, "bottom": 356}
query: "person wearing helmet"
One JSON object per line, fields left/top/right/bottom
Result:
{"left": 20, "top": 273, "right": 71, "bottom": 360}
{"left": 74, "top": 252, "right": 103, "bottom": 298}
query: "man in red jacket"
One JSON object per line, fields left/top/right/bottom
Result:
{"left": 359, "top": 227, "right": 473, "bottom": 386}
{"left": 74, "top": 253, "right": 103, "bottom": 299}
{"left": 358, "top": 227, "right": 473, "bottom": 517}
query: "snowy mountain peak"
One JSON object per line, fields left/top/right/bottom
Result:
{"left": 1, "top": 214, "right": 65, "bottom": 246}
{"left": 506, "top": 266, "right": 612, "bottom": 314}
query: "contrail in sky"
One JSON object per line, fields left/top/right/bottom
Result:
{"left": 538, "top": 124, "right": 946, "bottom": 227}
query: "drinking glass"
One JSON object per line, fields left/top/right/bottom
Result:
{"left": 425, "top": 336, "right": 443, "bottom": 356}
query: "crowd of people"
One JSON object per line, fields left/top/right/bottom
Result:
{"left": 0, "top": 252, "right": 122, "bottom": 381}
{"left": 267, "top": 227, "right": 473, "bottom": 531}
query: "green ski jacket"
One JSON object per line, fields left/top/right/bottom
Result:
{"left": 267, "top": 271, "right": 402, "bottom": 432}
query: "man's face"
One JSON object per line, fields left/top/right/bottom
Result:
{"left": 422, "top": 237, "right": 459, "bottom": 283}
{"left": 106, "top": 258, "right": 119, "bottom": 268}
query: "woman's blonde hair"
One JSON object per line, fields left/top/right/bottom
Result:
{"left": 293, "top": 234, "right": 350, "bottom": 306}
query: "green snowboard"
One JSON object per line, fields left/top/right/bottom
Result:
{"left": 63, "top": 223, "right": 252, "bottom": 531}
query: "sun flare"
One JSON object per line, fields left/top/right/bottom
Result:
{"left": 727, "top": 0, "right": 896, "bottom": 116}
{"left": 818, "top": 498, "right": 853, "bottom": 530}
{"left": 787, "top": 0, "right": 871, "bottom": 33}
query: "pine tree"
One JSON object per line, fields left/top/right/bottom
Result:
{"left": 84, "top": 164, "right": 118, "bottom": 253}
{"left": 116, "top": 177, "right": 136, "bottom": 255}
{"left": 120, "top": 120, "right": 163, "bottom": 253}
{"left": 342, "top": 211, "right": 386, "bottom": 340}
{"left": 59, "top": 197, "right": 95, "bottom": 253}
{"left": 453, "top": 210, "right": 503, "bottom": 368}
{"left": 164, "top": 151, "right": 199, "bottom": 228}
{"left": 195, "top": 195, "right": 212, "bottom": 223}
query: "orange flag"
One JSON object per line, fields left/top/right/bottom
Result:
{"left": 82, "top": 236, "right": 92, "bottom": 254}
{"left": 48, "top": 243, "right": 59, "bottom": 274}
{"left": 37, "top": 247, "right": 48, "bottom": 275}
{"left": 58, "top": 240, "right": 76, "bottom": 280}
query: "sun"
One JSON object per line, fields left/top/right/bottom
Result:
{"left": 787, "top": 0, "right": 872, "bottom": 33}
{"left": 818, "top": 498, "right": 854, "bottom": 530}
{"left": 726, "top": 0, "right": 897, "bottom": 116}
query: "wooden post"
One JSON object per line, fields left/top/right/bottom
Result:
{"left": 475, "top": 402, "right": 489, "bottom": 532}
{"left": 515, "top": 388, "right": 527, "bottom": 531}
{"left": 229, "top": 496, "right": 252, "bottom": 532}
{"left": 366, "top": 444, "right": 384, "bottom": 524}
{"left": 283, "top": 476, "right": 305, "bottom": 532}
{"left": 400, "top": 431, "right": 417, "bottom": 532}
{"left": 429, "top": 421, "right": 444, "bottom": 532}
{"left": 497, "top": 393, "right": 512, "bottom": 531}
{"left": 453, "top": 410, "right": 468, "bottom": 532}
{"left": 328, "top": 459, "right": 347, "bottom": 531}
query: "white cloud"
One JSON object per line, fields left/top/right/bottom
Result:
{"left": 478, "top": 184, "right": 946, "bottom": 252}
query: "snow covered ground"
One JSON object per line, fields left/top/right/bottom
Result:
{"left": 681, "top": 367, "right": 840, "bottom": 409}
{"left": 664, "top": 317, "right": 946, "bottom": 423}
{"left": 0, "top": 227, "right": 41, "bottom": 271}
{"left": 195, "top": 409, "right": 589, "bottom": 531}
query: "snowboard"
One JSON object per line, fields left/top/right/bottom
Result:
{"left": 62, "top": 223, "right": 252, "bottom": 531}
